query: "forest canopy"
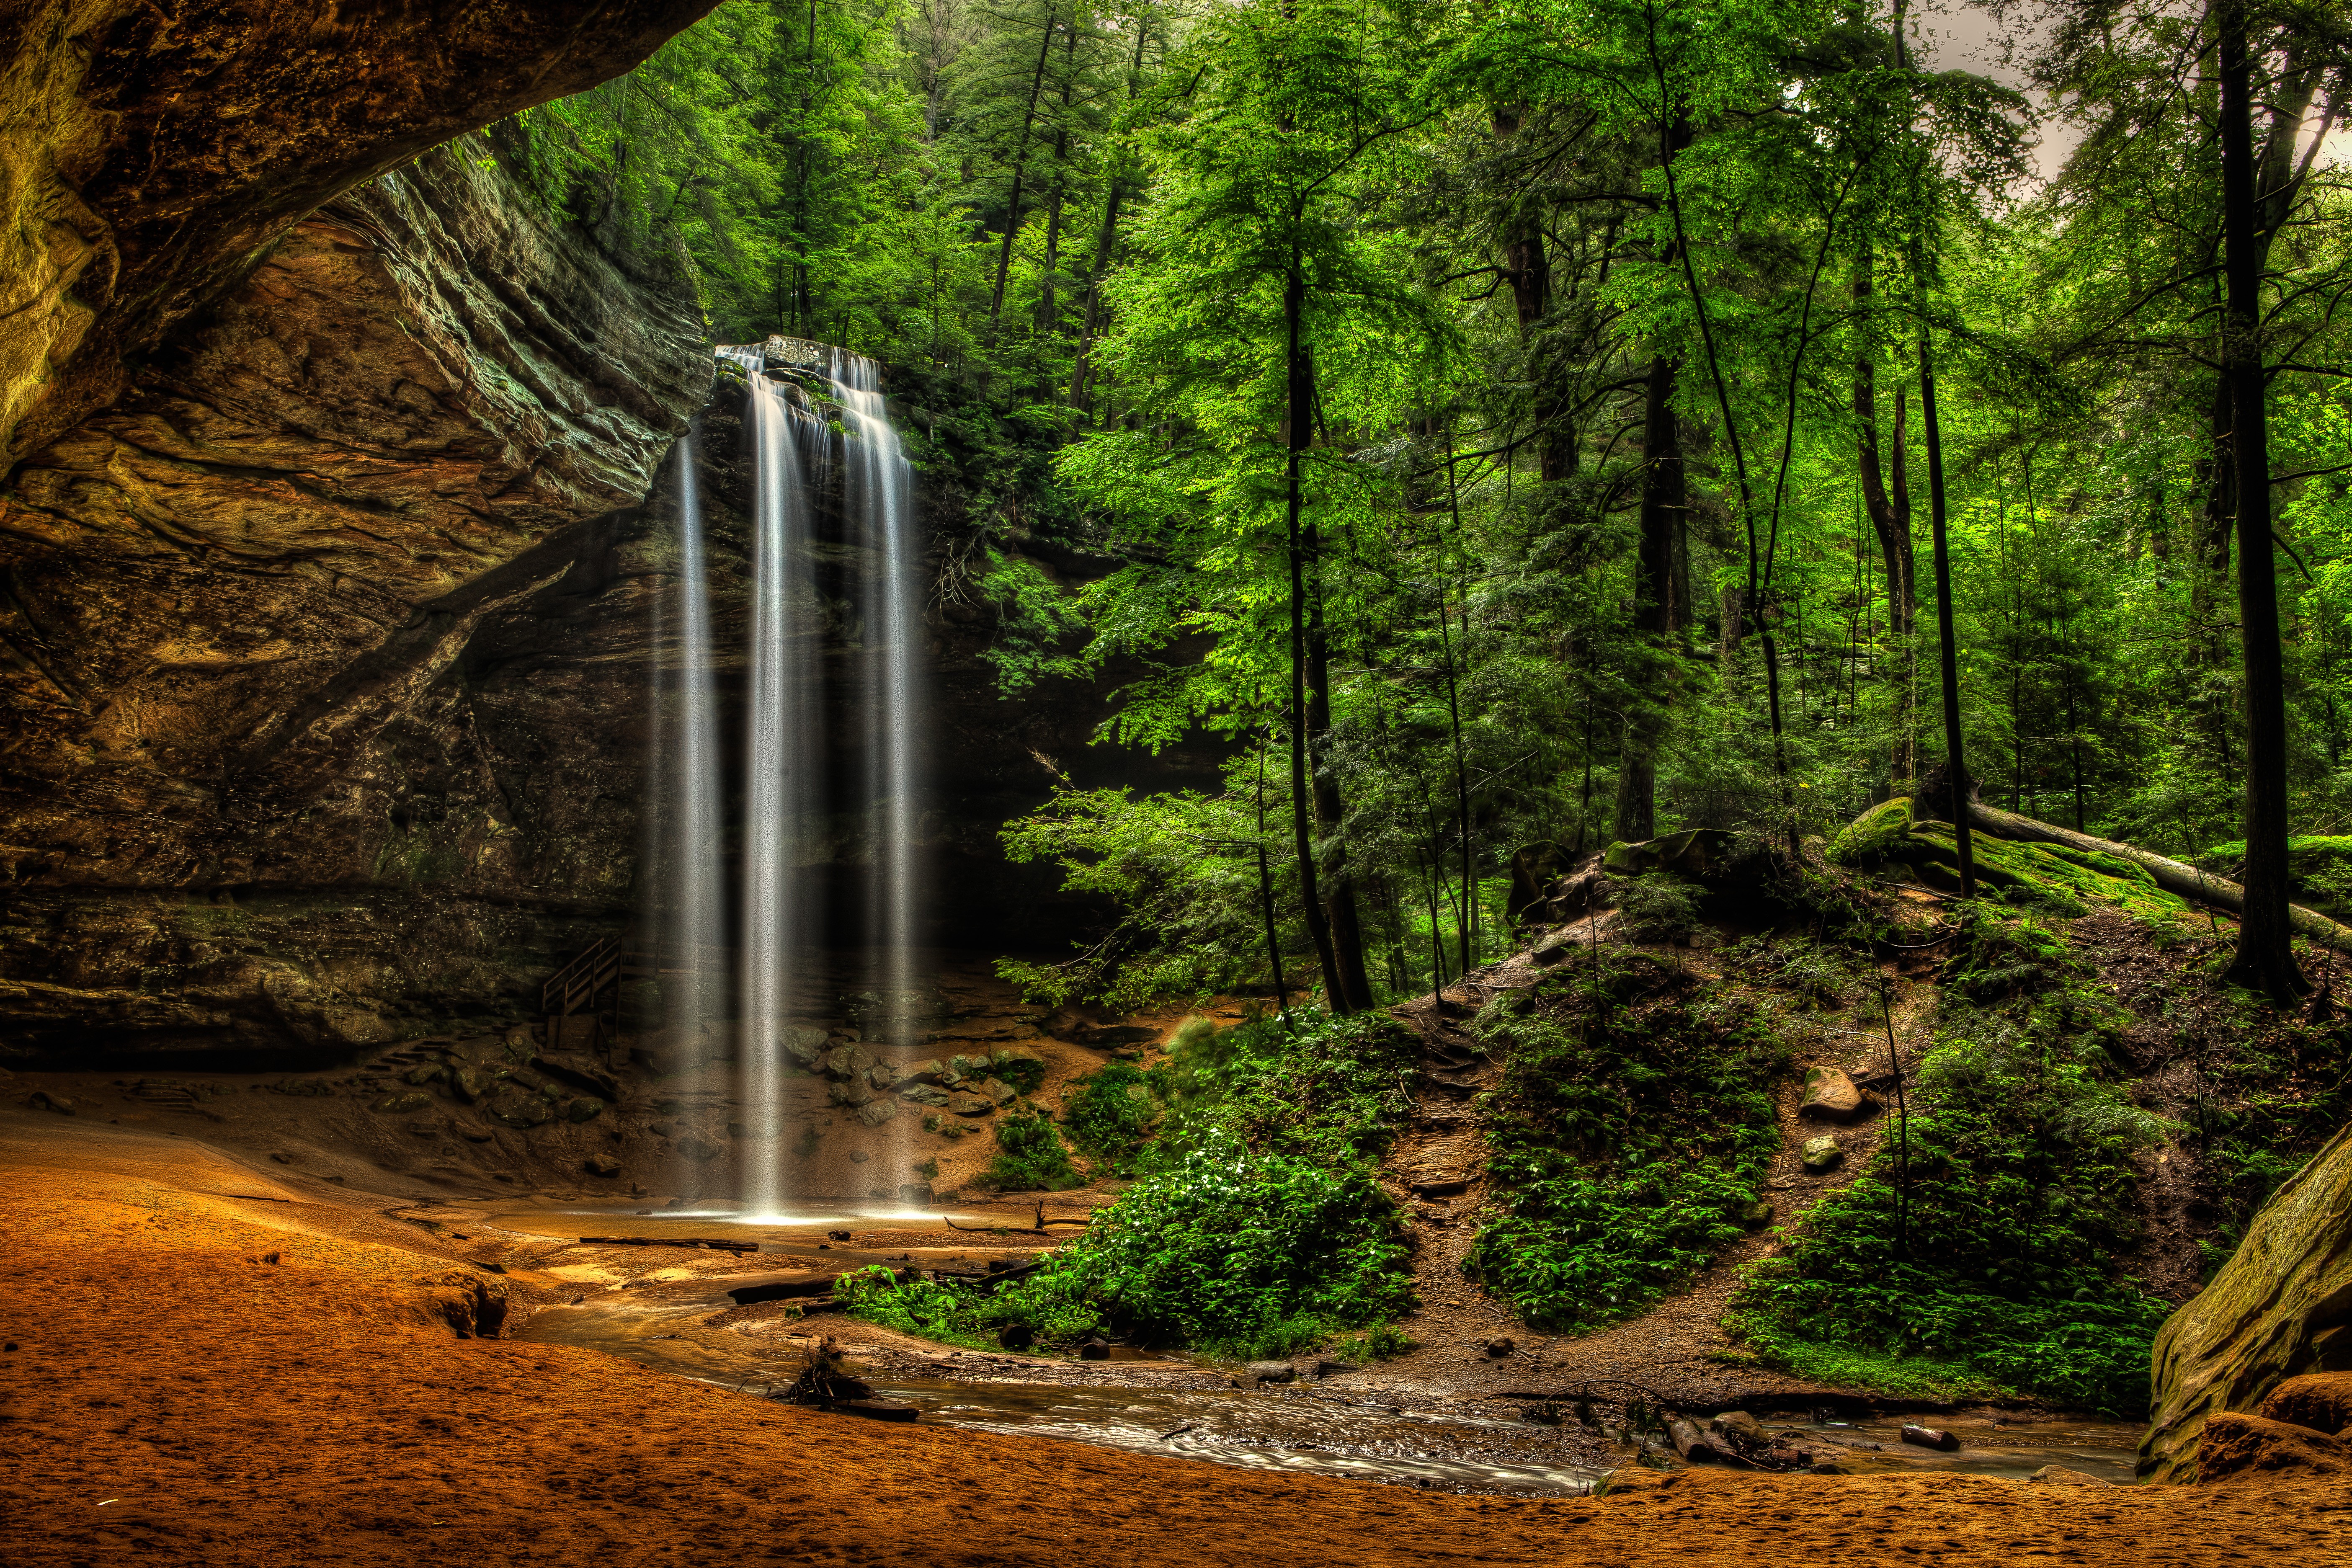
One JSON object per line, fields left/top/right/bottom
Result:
{"left": 507, "top": 0, "right": 2352, "bottom": 1008}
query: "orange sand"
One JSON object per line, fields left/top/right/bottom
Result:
{"left": 1, "top": 1116, "right": 2344, "bottom": 1566}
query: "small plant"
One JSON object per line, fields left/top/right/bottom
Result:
{"left": 792, "top": 1126, "right": 821, "bottom": 1159}
{"left": 1061, "top": 1060, "right": 1160, "bottom": 1173}
{"left": 914, "top": 1157, "right": 940, "bottom": 1180}
{"left": 1324, "top": 1322, "right": 1416, "bottom": 1362}
{"left": 990, "top": 1050, "right": 1048, "bottom": 1096}
{"left": 982, "top": 1110, "right": 1085, "bottom": 1191}
{"left": 1614, "top": 872, "right": 1705, "bottom": 945}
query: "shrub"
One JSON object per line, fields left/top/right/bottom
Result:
{"left": 993, "top": 1137, "right": 1413, "bottom": 1357}
{"left": 982, "top": 1111, "right": 1084, "bottom": 1191}
{"left": 1061, "top": 1060, "right": 1160, "bottom": 1173}
{"left": 1731, "top": 1029, "right": 2172, "bottom": 1413}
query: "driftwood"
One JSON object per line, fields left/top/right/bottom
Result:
{"left": 1964, "top": 802, "right": 2352, "bottom": 953}
{"left": 578, "top": 1235, "right": 761, "bottom": 1253}
{"left": 941, "top": 1200, "right": 1093, "bottom": 1233}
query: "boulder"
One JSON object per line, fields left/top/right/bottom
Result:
{"left": 1246, "top": 1361, "right": 1296, "bottom": 1384}
{"left": 2260, "top": 1373, "right": 2352, "bottom": 1437}
{"left": 2026, "top": 1465, "right": 2111, "bottom": 1485}
{"left": 947, "top": 1093, "right": 994, "bottom": 1117}
{"left": 1739, "top": 1199, "right": 1774, "bottom": 1229}
{"left": 404, "top": 1121, "right": 441, "bottom": 1138}
{"left": 533, "top": 1055, "right": 621, "bottom": 1102}
{"left": 451, "top": 1065, "right": 491, "bottom": 1103}
{"left": 897, "top": 1181, "right": 935, "bottom": 1206}
{"left": 828, "top": 1079, "right": 876, "bottom": 1109}
{"left": 856, "top": 1099, "right": 897, "bottom": 1128}
{"left": 900, "top": 1083, "right": 951, "bottom": 1108}
{"left": 1711, "top": 1410, "right": 1767, "bottom": 1449}
{"left": 784, "top": 1027, "right": 830, "bottom": 1070}
{"left": 823, "top": 1044, "right": 876, "bottom": 1081}
{"left": 583, "top": 1153, "right": 622, "bottom": 1178}
{"left": 1602, "top": 827, "right": 1738, "bottom": 881}
{"left": 374, "top": 1092, "right": 432, "bottom": 1114}
{"left": 564, "top": 1097, "right": 603, "bottom": 1123}
{"left": 2140, "top": 1120, "right": 2352, "bottom": 1483}
{"left": 493, "top": 1096, "right": 553, "bottom": 1128}
{"left": 1901, "top": 1423, "right": 1960, "bottom": 1452}
{"left": 904, "top": 1059, "right": 949, "bottom": 1084}
{"left": 1800, "top": 1135, "right": 1842, "bottom": 1173}
{"left": 2194, "top": 1412, "right": 2350, "bottom": 1482}
{"left": 978, "top": 1076, "right": 1017, "bottom": 1106}
{"left": 866, "top": 1060, "right": 900, "bottom": 1091}
{"left": 402, "top": 1063, "right": 443, "bottom": 1085}
{"left": 1798, "top": 1066, "right": 1868, "bottom": 1123}
{"left": 28, "top": 1091, "right": 74, "bottom": 1114}
{"left": 676, "top": 1132, "right": 722, "bottom": 1161}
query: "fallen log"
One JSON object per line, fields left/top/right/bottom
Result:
{"left": 1963, "top": 802, "right": 2352, "bottom": 953}
{"left": 578, "top": 1235, "right": 763, "bottom": 1253}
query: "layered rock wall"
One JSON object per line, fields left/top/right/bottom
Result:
{"left": 1, "top": 134, "right": 711, "bottom": 1065}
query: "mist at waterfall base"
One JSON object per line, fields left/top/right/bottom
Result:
{"left": 641, "top": 341, "right": 926, "bottom": 1226}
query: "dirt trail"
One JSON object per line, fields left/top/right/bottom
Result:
{"left": 2, "top": 1113, "right": 2339, "bottom": 1567}
{"left": 1365, "top": 914, "right": 1956, "bottom": 1410}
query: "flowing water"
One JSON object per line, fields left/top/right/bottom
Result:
{"left": 828, "top": 348, "right": 922, "bottom": 1055}
{"left": 516, "top": 1259, "right": 2142, "bottom": 1495}
{"left": 737, "top": 353, "right": 820, "bottom": 1221}
{"left": 708, "top": 341, "right": 925, "bottom": 1217}
{"left": 517, "top": 1278, "right": 1611, "bottom": 1497}
{"left": 649, "top": 432, "right": 727, "bottom": 1185}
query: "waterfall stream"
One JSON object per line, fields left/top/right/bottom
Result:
{"left": 700, "top": 339, "right": 922, "bottom": 1218}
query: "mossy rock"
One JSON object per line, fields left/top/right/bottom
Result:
{"left": 1602, "top": 828, "right": 1738, "bottom": 880}
{"left": 1828, "top": 798, "right": 1914, "bottom": 867}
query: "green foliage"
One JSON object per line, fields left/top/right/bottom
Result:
{"left": 1613, "top": 873, "right": 1706, "bottom": 944}
{"left": 1323, "top": 1322, "right": 1418, "bottom": 1363}
{"left": 983, "top": 1110, "right": 1085, "bottom": 1191}
{"left": 992, "top": 1138, "right": 1413, "bottom": 1357}
{"left": 1148, "top": 1009, "right": 1418, "bottom": 1167}
{"left": 1733, "top": 1028, "right": 2172, "bottom": 1413}
{"left": 1060, "top": 1060, "right": 1160, "bottom": 1173}
{"left": 989, "top": 1050, "right": 1048, "bottom": 1096}
{"left": 1462, "top": 955, "right": 1789, "bottom": 1331}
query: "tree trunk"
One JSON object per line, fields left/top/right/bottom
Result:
{"left": 987, "top": 0, "right": 1061, "bottom": 330}
{"left": 1615, "top": 351, "right": 1681, "bottom": 843}
{"left": 1919, "top": 330, "right": 1975, "bottom": 897}
{"left": 1855, "top": 256, "right": 1918, "bottom": 791}
{"left": 1307, "top": 570, "right": 1375, "bottom": 1012}
{"left": 2218, "top": 2, "right": 2307, "bottom": 1001}
{"left": 1284, "top": 251, "right": 1347, "bottom": 1011}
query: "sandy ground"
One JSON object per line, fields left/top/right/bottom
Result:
{"left": 3, "top": 1115, "right": 2346, "bottom": 1566}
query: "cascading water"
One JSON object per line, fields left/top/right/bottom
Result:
{"left": 735, "top": 348, "right": 820, "bottom": 1220}
{"left": 828, "top": 348, "right": 923, "bottom": 1051}
{"left": 649, "top": 430, "right": 725, "bottom": 1171}
{"left": 715, "top": 339, "right": 924, "bottom": 1217}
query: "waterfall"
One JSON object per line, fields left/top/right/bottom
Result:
{"left": 650, "top": 431, "right": 724, "bottom": 1147}
{"left": 736, "top": 353, "right": 819, "bottom": 1221}
{"left": 828, "top": 348, "right": 923, "bottom": 1049}
{"left": 704, "top": 340, "right": 921, "bottom": 1218}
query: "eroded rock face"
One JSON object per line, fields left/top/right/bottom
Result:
{"left": 0, "top": 136, "right": 709, "bottom": 1065}
{"left": 2141, "top": 1122, "right": 2352, "bottom": 1482}
{"left": 0, "top": 0, "right": 721, "bottom": 469}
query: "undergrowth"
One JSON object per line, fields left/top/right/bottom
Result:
{"left": 1732, "top": 912, "right": 2173, "bottom": 1414}
{"left": 1462, "top": 952, "right": 1787, "bottom": 1331}
{"left": 840, "top": 1008, "right": 1420, "bottom": 1359}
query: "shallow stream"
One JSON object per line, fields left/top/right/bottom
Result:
{"left": 516, "top": 1271, "right": 2144, "bottom": 1495}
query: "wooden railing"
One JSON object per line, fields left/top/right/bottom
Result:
{"left": 539, "top": 932, "right": 734, "bottom": 1018}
